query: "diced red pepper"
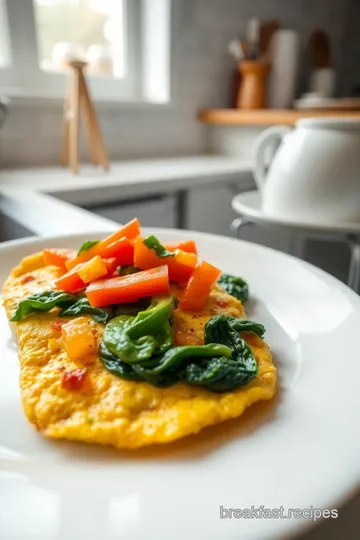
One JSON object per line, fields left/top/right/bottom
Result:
{"left": 61, "top": 368, "right": 88, "bottom": 391}
{"left": 86, "top": 265, "right": 169, "bottom": 307}
{"left": 179, "top": 261, "right": 221, "bottom": 311}
{"left": 20, "top": 275, "right": 35, "bottom": 285}
{"left": 50, "top": 319, "right": 68, "bottom": 332}
{"left": 43, "top": 248, "right": 77, "bottom": 269}
{"left": 134, "top": 237, "right": 197, "bottom": 283}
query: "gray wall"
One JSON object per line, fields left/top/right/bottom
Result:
{"left": 0, "top": 0, "right": 353, "bottom": 168}
{"left": 338, "top": 0, "right": 360, "bottom": 96}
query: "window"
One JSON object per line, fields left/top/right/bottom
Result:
{"left": 0, "top": 0, "right": 170, "bottom": 102}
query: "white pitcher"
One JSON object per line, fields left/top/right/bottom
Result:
{"left": 253, "top": 118, "right": 360, "bottom": 223}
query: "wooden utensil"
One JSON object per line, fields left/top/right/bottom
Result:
{"left": 308, "top": 30, "right": 332, "bottom": 68}
{"left": 62, "top": 60, "right": 109, "bottom": 174}
{"left": 259, "top": 20, "right": 280, "bottom": 60}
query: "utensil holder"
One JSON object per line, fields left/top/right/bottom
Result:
{"left": 237, "top": 61, "right": 270, "bottom": 109}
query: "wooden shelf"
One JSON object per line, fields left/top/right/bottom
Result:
{"left": 198, "top": 109, "right": 360, "bottom": 127}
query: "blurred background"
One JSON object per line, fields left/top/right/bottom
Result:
{"left": 1, "top": 0, "right": 360, "bottom": 292}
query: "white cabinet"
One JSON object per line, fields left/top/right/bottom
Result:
{"left": 87, "top": 195, "right": 177, "bottom": 229}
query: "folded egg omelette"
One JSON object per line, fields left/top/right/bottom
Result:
{"left": 3, "top": 252, "right": 277, "bottom": 449}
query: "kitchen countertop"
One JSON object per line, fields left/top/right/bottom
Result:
{"left": 0, "top": 155, "right": 252, "bottom": 236}
{"left": 0, "top": 156, "right": 253, "bottom": 206}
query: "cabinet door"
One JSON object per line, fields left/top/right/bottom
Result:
{"left": 87, "top": 196, "right": 177, "bottom": 228}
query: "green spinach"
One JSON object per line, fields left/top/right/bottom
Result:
{"left": 103, "top": 297, "right": 175, "bottom": 364}
{"left": 218, "top": 273, "right": 249, "bottom": 303}
{"left": 60, "top": 297, "right": 113, "bottom": 324}
{"left": 117, "top": 265, "right": 140, "bottom": 276}
{"left": 11, "top": 290, "right": 78, "bottom": 321}
{"left": 99, "top": 306, "right": 264, "bottom": 392}
{"left": 143, "top": 235, "right": 175, "bottom": 258}
{"left": 77, "top": 240, "right": 99, "bottom": 255}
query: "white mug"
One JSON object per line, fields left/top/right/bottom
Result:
{"left": 253, "top": 118, "right": 360, "bottom": 223}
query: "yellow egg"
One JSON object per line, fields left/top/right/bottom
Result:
{"left": 2, "top": 251, "right": 277, "bottom": 449}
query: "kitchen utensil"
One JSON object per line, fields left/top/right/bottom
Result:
{"left": 253, "top": 118, "right": 360, "bottom": 222}
{"left": 268, "top": 30, "right": 300, "bottom": 109}
{"left": 259, "top": 20, "right": 280, "bottom": 60}
{"left": 2, "top": 230, "right": 360, "bottom": 540}
{"left": 62, "top": 59, "right": 108, "bottom": 174}
{"left": 246, "top": 18, "right": 260, "bottom": 60}
{"left": 228, "top": 39, "right": 245, "bottom": 61}
{"left": 237, "top": 61, "right": 270, "bottom": 109}
{"left": 308, "top": 29, "right": 332, "bottom": 68}
{"left": 308, "top": 30, "right": 334, "bottom": 97}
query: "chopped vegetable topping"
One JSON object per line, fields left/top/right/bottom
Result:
{"left": 164, "top": 240, "right": 197, "bottom": 254}
{"left": 217, "top": 273, "right": 249, "bottom": 303}
{"left": 43, "top": 248, "right": 76, "bottom": 269}
{"left": 77, "top": 240, "right": 100, "bottom": 256}
{"left": 20, "top": 275, "right": 35, "bottom": 285}
{"left": 66, "top": 218, "right": 140, "bottom": 270}
{"left": 10, "top": 290, "right": 78, "bottom": 321}
{"left": 77, "top": 255, "right": 107, "bottom": 284}
{"left": 143, "top": 235, "right": 175, "bottom": 258}
{"left": 86, "top": 265, "right": 170, "bottom": 307}
{"left": 50, "top": 319, "right": 68, "bottom": 332}
{"left": 179, "top": 261, "right": 221, "bottom": 311}
{"left": 134, "top": 237, "right": 197, "bottom": 283}
{"left": 61, "top": 368, "right": 89, "bottom": 391}
{"left": 61, "top": 317, "right": 95, "bottom": 360}
{"left": 54, "top": 263, "right": 86, "bottom": 293}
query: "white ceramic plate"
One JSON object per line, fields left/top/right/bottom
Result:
{"left": 1, "top": 229, "right": 360, "bottom": 540}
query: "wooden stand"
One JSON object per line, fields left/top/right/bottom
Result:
{"left": 62, "top": 60, "right": 109, "bottom": 174}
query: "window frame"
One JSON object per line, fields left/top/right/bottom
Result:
{"left": 0, "top": 0, "right": 142, "bottom": 101}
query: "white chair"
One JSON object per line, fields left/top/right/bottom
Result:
{"left": 231, "top": 190, "right": 360, "bottom": 294}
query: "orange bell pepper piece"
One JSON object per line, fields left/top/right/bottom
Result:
{"left": 54, "top": 263, "right": 86, "bottom": 293}
{"left": 100, "top": 237, "right": 135, "bottom": 265}
{"left": 43, "top": 248, "right": 77, "bottom": 269}
{"left": 134, "top": 237, "right": 197, "bottom": 283}
{"left": 61, "top": 317, "right": 95, "bottom": 361}
{"left": 179, "top": 261, "right": 221, "bottom": 311}
{"left": 77, "top": 255, "right": 108, "bottom": 284}
{"left": 66, "top": 218, "right": 140, "bottom": 270}
{"left": 164, "top": 240, "right": 197, "bottom": 255}
{"left": 86, "top": 265, "right": 169, "bottom": 307}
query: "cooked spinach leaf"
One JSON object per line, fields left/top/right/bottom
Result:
{"left": 205, "top": 314, "right": 265, "bottom": 340}
{"left": 143, "top": 235, "right": 175, "bottom": 258}
{"left": 77, "top": 240, "right": 99, "bottom": 255}
{"left": 117, "top": 265, "right": 140, "bottom": 276}
{"left": 99, "top": 305, "right": 262, "bottom": 393}
{"left": 99, "top": 341, "right": 144, "bottom": 382}
{"left": 218, "top": 273, "right": 249, "bottom": 303}
{"left": 103, "top": 297, "right": 175, "bottom": 364}
{"left": 60, "top": 297, "right": 113, "bottom": 324}
{"left": 11, "top": 290, "right": 78, "bottom": 321}
{"left": 113, "top": 298, "right": 151, "bottom": 316}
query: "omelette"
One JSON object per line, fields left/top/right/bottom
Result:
{"left": 3, "top": 249, "right": 276, "bottom": 450}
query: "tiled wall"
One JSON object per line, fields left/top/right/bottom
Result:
{"left": 0, "top": 0, "right": 353, "bottom": 168}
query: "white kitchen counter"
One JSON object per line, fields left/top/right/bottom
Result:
{"left": 0, "top": 156, "right": 253, "bottom": 237}
{"left": 0, "top": 156, "right": 252, "bottom": 205}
